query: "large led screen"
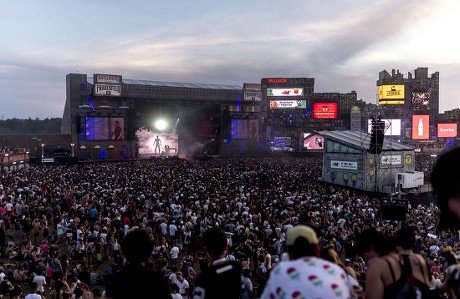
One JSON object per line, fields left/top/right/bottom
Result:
{"left": 367, "top": 119, "right": 401, "bottom": 136}
{"left": 269, "top": 100, "right": 306, "bottom": 109}
{"left": 412, "top": 115, "right": 429, "bottom": 140}
{"left": 412, "top": 88, "right": 430, "bottom": 110}
{"left": 313, "top": 102, "right": 337, "bottom": 119}
{"left": 267, "top": 88, "right": 304, "bottom": 97}
{"left": 303, "top": 133, "right": 324, "bottom": 150}
{"left": 230, "top": 119, "right": 259, "bottom": 139}
{"left": 85, "top": 117, "right": 124, "bottom": 140}
{"left": 378, "top": 85, "right": 405, "bottom": 105}
{"left": 136, "top": 129, "right": 178, "bottom": 157}
{"left": 438, "top": 123, "right": 458, "bottom": 138}
{"left": 273, "top": 137, "right": 291, "bottom": 147}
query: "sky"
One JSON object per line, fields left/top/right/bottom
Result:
{"left": 1, "top": 0, "right": 460, "bottom": 120}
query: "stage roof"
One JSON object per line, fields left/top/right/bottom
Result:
{"left": 317, "top": 130, "right": 414, "bottom": 151}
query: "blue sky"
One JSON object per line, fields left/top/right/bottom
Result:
{"left": 1, "top": 0, "right": 459, "bottom": 119}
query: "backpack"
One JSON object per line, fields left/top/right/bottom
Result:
{"left": 395, "top": 254, "right": 431, "bottom": 299}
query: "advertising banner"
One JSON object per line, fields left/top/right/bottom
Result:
{"left": 94, "top": 74, "right": 122, "bottom": 84}
{"left": 303, "top": 133, "right": 323, "bottom": 150}
{"left": 438, "top": 123, "right": 458, "bottom": 138}
{"left": 269, "top": 100, "right": 306, "bottom": 109}
{"left": 267, "top": 88, "right": 304, "bottom": 97}
{"left": 378, "top": 85, "right": 405, "bottom": 99}
{"left": 412, "top": 115, "right": 429, "bottom": 140}
{"left": 94, "top": 84, "right": 122, "bottom": 96}
{"left": 330, "top": 160, "right": 358, "bottom": 170}
{"left": 380, "top": 154, "right": 403, "bottom": 168}
{"left": 243, "top": 91, "right": 262, "bottom": 101}
{"left": 274, "top": 137, "right": 291, "bottom": 147}
{"left": 313, "top": 102, "right": 337, "bottom": 119}
{"left": 243, "top": 83, "right": 261, "bottom": 91}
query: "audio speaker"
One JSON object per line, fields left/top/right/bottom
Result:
{"left": 127, "top": 110, "right": 137, "bottom": 141}
{"left": 368, "top": 120, "right": 385, "bottom": 154}
{"left": 76, "top": 116, "right": 82, "bottom": 134}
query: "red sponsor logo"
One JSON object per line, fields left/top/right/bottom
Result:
{"left": 268, "top": 78, "right": 287, "bottom": 83}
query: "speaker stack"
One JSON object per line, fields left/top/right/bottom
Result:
{"left": 368, "top": 119, "right": 385, "bottom": 154}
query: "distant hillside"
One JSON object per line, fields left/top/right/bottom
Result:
{"left": 0, "top": 118, "right": 62, "bottom": 134}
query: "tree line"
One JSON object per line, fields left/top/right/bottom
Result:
{"left": 0, "top": 118, "right": 62, "bottom": 134}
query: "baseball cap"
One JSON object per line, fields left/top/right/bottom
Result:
{"left": 285, "top": 225, "right": 319, "bottom": 246}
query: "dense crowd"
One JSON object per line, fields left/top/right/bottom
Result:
{"left": 0, "top": 154, "right": 453, "bottom": 298}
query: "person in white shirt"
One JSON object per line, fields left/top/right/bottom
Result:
{"left": 170, "top": 245, "right": 180, "bottom": 268}
{"left": 170, "top": 283, "right": 183, "bottom": 299}
{"left": 24, "top": 282, "right": 42, "bottom": 299}
{"left": 32, "top": 270, "right": 47, "bottom": 294}
{"left": 0, "top": 267, "right": 5, "bottom": 283}
{"left": 169, "top": 221, "right": 178, "bottom": 241}
{"left": 176, "top": 272, "right": 189, "bottom": 297}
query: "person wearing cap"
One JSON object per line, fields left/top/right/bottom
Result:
{"left": 261, "top": 224, "right": 352, "bottom": 299}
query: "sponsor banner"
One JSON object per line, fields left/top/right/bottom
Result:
{"left": 412, "top": 115, "right": 429, "bottom": 140}
{"left": 313, "top": 102, "right": 337, "bottom": 119}
{"left": 438, "top": 123, "right": 458, "bottom": 138}
{"left": 330, "top": 160, "right": 358, "bottom": 171}
{"left": 243, "top": 91, "right": 262, "bottom": 101}
{"left": 94, "top": 84, "right": 122, "bottom": 97}
{"left": 262, "top": 78, "right": 308, "bottom": 85}
{"left": 274, "top": 137, "right": 291, "bottom": 147}
{"left": 94, "top": 74, "right": 122, "bottom": 84}
{"left": 267, "top": 88, "right": 304, "bottom": 97}
{"left": 243, "top": 83, "right": 261, "bottom": 91}
{"left": 42, "top": 158, "right": 55, "bottom": 163}
{"left": 378, "top": 85, "right": 405, "bottom": 100}
{"left": 303, "top": 133, "right": 323, "bottom": 150}
{"left": 405, "top": 154, "right": 412, "bottom": 165}
{"left": 269, "top": 100, "right": 306, "bottom": 109}
{"left": 380, "top": 154, "right": 402, "bottom": 168}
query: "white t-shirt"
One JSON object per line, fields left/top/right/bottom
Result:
{"left": 25, "top": 293, "right": 42, "bottom": 299}
{"left": 170, "top": 246, "right": 179, "bottom": 259}
{"left": 176, "top": 279, "right": 189, "bottom": 296}
{"left": 261, "top": 257, "right": 352, "bottom": 299}
{"left": 33, "top": 275, "right": 47, "bottom": 293}
{"left": 169, "top": 224, "right": 178, "bottom": 237}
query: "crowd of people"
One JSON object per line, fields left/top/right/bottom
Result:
{"left": 0, "top": 150, "right": 456, "bottom": 298}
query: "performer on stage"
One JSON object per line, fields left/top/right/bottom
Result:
{"left": 154, "top": 135, "right": 162, "bottom": 154}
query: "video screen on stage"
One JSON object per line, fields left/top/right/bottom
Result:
{"left": 85, "top": 117, "right": 124, "bottom": 140}
{"left": 412, "top": 115, "right": 429, "bottom": 140}
{"left": 438, "top": 123, "right": 458, "bottom": 138}
{"left": 231, "top": 119, "right": 259, "bottom": 139}
{"left": 269, "top": 100, "right": 306, "bottom": 109}
{"left": 313, "top": 102, "right": 337, "bottom": 119}
{"left": 136, "top": 129, "right": 178, "bottom": 156}
{"left": 367, "top": 119, "right": 401, "bottom": 136}
{"left": 303, "top": 133, "right": 324, "bottom": 150}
